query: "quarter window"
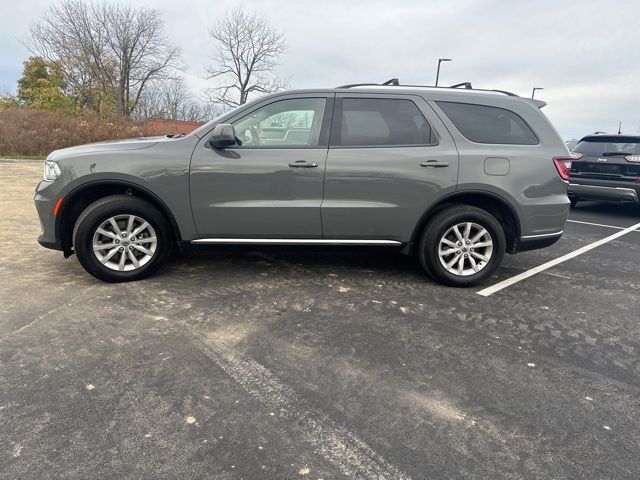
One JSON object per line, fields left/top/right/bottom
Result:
{"left": 335, "top": 98, "right": 437, "bottom": 147}
{"left": 232, "top": 97, "right": 326, "bottom": 147}
{"left": 437, "top": 101, "right": 538, "bottom": 145}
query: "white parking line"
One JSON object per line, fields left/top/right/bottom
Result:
{"left": 192, "top": 336, "right": 413, "bottom": 480}
{"left": 566, "top": 219, "right": 636, "bottom": 231}
{"left": 476, "top": 221, "right": 640, "bottom": 297}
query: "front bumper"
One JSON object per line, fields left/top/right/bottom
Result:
{"left": 34, "top": 180, "right": 63, "bottom": 251}
{"left": 568, "top": 182, "right": 639, "bottom": 205}
{"left": 37, "top": 235, "right": 60, "bottom": 250}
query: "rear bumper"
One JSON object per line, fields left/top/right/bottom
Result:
{"left": 568, "top": 182, "right": 639, "bottom": 205}
{"left": 518, "top": 231, "right": 562, "bottom": 252}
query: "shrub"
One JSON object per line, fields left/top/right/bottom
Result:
{"left": 0, "top": 109, "right": 199, "bottom": 157}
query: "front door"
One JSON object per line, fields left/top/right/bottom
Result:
{"left": 190, "top": 95, "right": 332, "bottom": 238}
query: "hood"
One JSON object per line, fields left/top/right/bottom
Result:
{"left": 46, "top": 136, "right": 171, "bottom": 161}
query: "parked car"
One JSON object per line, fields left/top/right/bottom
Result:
{"left": 35, "top": 81, "right": 571, "bottom": 286}
{"left": 568, "top": 134, "right": 640, "bottom": 207}
{"left": 565, "top": 139, "right": 579, "bottom": 151}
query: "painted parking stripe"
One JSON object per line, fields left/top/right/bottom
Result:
{"left": 567, "top": 219, "right": 640, "bottom": 231}
{"left": 476, "top": 221, "right": 640, "bottom": 297}
{"left": 192, "top": 337, "right": 413, "bottom": 480}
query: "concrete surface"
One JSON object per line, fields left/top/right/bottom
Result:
{"left": 1, "top": 159, "right": 639, "bottom": 479}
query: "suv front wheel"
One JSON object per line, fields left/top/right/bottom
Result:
{"left": 73, "top": 195, "right": 172, "bottom": 282}
{"left": 419, "top": 205, "right": 506, "bottom": 287}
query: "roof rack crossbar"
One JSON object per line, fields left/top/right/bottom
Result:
{"left": 449, "top": 82, "right": 473, "bottom": 89}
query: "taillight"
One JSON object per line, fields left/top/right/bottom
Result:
{"left": 553, "top": 156, "right": 573, "bottom": 181}
{"left": 625, "top": 155, "right": 640, "bottom": 163}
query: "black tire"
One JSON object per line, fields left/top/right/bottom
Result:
{"left": 569, "top": 198, "right": 578, "bottom": 208}
{"left": 73, "top": 195, "right": 172, "bottom": 282}
{"left": 418, "top": 205, "right": 506, "bottom": 287}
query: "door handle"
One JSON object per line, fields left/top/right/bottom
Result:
{"left": 288, "top": 160, "right": 318, "bottom": 168}
{"left": 420, "top": 160, "right": 449, "bottom": 168}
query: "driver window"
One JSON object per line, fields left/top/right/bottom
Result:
{"left": 232, "top": 97, "right": 326, "bottom": 148}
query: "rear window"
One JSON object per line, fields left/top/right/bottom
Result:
{"left": 436, "top": 101, "right": 538, "bottom": 145}
{"left": 573, "top": 137, "right": 640, "bottom": 156}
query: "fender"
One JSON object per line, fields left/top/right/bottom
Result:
{"left": 55, "top": 177, "right": 184, "bottom": 249}
{"left": 408, "top": 188, "right": 522, "bottom": 252}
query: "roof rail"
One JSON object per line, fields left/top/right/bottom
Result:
{"left": 336, "top": 78, "right": 520, "bottom": 98}
{"left": 336, "top": 82, "right": 380, "bottom": 89}
{"left": 490, "top": 89, "right": 519, "bottom": 97}
{"left": 336, "top": 78, "right": 399, "bottom": 89}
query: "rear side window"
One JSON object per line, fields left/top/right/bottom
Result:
{"left": 437, "top": 101, "right": 538, "bottom": 145}
{"left": 335, "top": 98, "right": 437, "bottom": 147}
{"left": 573, "top": 137, "right": 640, "bottom": 156}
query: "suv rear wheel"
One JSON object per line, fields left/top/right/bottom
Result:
{"left": 419, "top": 205, "right": 505, "bottom": 287}
{"left": 73, "top": 195, "right": 172, "bottom": 282}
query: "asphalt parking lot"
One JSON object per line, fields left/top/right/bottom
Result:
{"left": 1, "top": 159, "right": 639, "bottom": 479}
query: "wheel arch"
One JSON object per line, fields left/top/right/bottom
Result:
{"left": 410, "top": 190, "right": 521, "bottom": 254}
{"left": 56, "top": 180, "right": 182, "bottom": 255}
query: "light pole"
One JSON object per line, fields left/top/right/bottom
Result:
{"left": 435, "top": 58, "right": 451, "bottom": 87}
{"left": 531, "top": 87, "right": 544, "bottom": 98}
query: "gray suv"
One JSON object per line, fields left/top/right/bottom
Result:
{"left": 35, "top": 82, "right": 571, "bottom": 286}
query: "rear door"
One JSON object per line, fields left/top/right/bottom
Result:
{"left": 571, "top": 136, "right": 640, "bottom": 182}
{"left": 321, "top": 94, "right": 459, "bottom": 241}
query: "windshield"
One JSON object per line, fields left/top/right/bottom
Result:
{"left": 573, "top": 137, "right": 640, "bottom": 156}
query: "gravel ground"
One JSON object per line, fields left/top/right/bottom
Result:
{"left": 1, "top": 159, "right": 639, "bottom": 479}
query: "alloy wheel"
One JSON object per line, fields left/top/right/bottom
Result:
{"left": 92, "top": 215, "right": 157, "bottom": 272}
{"left": 437, "top": 222, "right": 494, "bottom": 276}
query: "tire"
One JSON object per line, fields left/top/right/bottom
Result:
{"left": 569, "top": 198, "right": 578, "bottom": 208}
{"left": 73, "top": 195, "right": 172, "bottom": 282}
{"left": 418, "top": 205, "right": 506, "bottom": 287}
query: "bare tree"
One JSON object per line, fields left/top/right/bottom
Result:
{"left": 160, "top": 78, "right": 193, "bottom": 120}
{"left": 137, "top": 78, "right": 190, "bottom": 120}
{"left": 134, "top": 77, "right": 222, "bottom": 122}
{"left": 28, "top": 0, "right": 181, "bottom": 116}
{"left": 206, "top": 8, "right": 287, "bottom": 108}
{"left": 179, "top": 99, "right": 222, "bottom": 123}
{"left": 132, "top": 83, "right": 165, "bottom": 120}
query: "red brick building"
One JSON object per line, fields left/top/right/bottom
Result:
{"left": 145, "top": 118, "right": 205, "bottom": 135}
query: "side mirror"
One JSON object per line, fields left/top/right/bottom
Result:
{"left": 209, "top": 124, "right": 237, "bottom": 149}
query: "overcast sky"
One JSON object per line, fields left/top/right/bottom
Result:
{"left": 2, "top": 0, "right": 639, "bottom": 139}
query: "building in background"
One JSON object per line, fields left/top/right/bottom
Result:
{"left": 146, "top": 118, "right": 204, "bottom": 135}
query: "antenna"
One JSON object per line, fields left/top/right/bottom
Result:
{"left": 618, "top": 121, "right": 622, "bottom": 135}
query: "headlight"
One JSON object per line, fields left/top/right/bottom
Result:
{"left": 44, "top": 160, "right": 61, "bottom": 181}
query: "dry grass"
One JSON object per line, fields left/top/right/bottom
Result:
{"left": 0, "top": 109, "right": 189, "bottom": 157}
